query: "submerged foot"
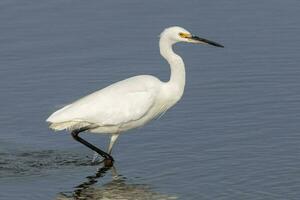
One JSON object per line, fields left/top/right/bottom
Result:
{"left": 91, "top": 152, "right": 114, "bottom": 167}
{"left": 103, "top": 157, "right": 114, "bottom": 167}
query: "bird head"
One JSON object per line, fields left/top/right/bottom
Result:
{"left": 160, "top": 26, "right": 224, "bottom": 48}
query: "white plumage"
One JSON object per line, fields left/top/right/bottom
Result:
{"left": 47, "top": 75, "right": 163, "bottom": 133}
{"left": 46, "top": 26, "right": 223, "bottom": 161}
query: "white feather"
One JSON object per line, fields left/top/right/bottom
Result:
{"left": 47, "top": 75, "right": 162, "bottom": 132}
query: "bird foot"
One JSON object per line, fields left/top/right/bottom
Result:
{"left": 91, "top": 152, "right": 114, "bottom": 167}
{"left": 103, "top": 158, "right": 114, "bottom": 167}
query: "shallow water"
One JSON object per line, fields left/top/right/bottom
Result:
{"left": 1, "top": 0, "right": 300, "bottom": 199}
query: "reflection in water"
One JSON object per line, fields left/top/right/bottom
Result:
{"left": 0, "top": 149, "right": 176, "bottom": 199}
{"left": 57, "top": 165, "right": 177, "bottom": 200}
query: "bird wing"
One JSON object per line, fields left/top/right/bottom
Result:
{"left": 89, "top": 90, "right": 155, "bottom": 125}
{"left": 47, "top": 75, "right": 159, "bottom": 128}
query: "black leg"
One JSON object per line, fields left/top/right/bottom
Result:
{"left": 71, "top": 128, "right": 114, "bottom": 166}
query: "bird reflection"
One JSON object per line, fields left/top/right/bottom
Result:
{"left": 57, "top": 165, "right": 177, "bottom": 200}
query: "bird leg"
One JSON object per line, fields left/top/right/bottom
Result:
{"left": 92, "top": 134, "right": 119, "bottom": 164}
{"left": 90, "top": 134, "right": 119, "bottom": 165}
{"left": 71, "top": 128, "right": 114, "bottom": 167}
{"left": 108, "top": 134, "right": 119, "bottom": 155}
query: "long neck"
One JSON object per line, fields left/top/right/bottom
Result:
{"left": 159, "top": 37, "right": 186, "bottom": 97}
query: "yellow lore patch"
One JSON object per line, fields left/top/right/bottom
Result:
{"left": 179, "top": 32, "right": 191, "bottom": 38}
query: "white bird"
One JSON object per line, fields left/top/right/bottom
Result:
{"left": 46, "top": 26, "right": 223, "bottom": 167}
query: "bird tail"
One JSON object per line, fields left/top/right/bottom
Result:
{"left": 48, "top": 121, "right": 92, "bottom": 132}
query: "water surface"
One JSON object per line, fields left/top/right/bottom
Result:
{"left": 1, "top": 0, "right": 300, "bottom": 199}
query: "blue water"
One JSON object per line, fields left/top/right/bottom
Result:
{"left": 1, "top": 0, "right": 300, "bottom": 199}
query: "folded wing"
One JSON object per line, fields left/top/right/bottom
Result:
{"left": 46, "top": 76, "right": 159, "bottom": 131}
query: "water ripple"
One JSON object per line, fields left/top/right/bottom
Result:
{"left": 0, "top": 150, "right": 93, "bottom": 178}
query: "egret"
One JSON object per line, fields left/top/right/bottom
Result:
{"left": 46, "top": 26, "right": 223, "bottom": 167}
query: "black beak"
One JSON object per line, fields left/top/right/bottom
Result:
{"left": 191, "top": 35, "right": 224, "bottom": 48}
